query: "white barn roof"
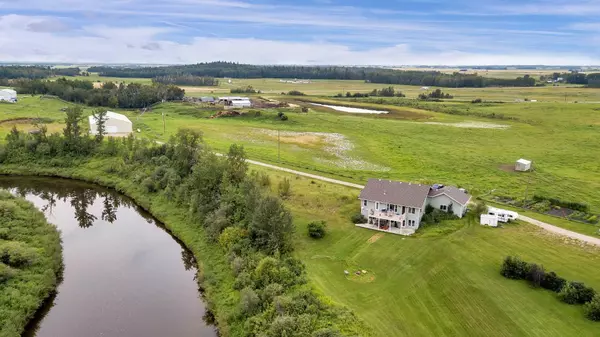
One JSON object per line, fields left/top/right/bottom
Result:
{"left": 0, "top": 89, "right": 17, "bottom": 96}
{"left": 517, "top": 158, "right": 531, "bottom": 165}
{"left": 89, "top": 111, "right": 132, "bottom": 125}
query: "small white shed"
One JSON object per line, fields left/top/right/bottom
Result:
{"left": 0, "top": 89, "right": 17, "bottom": 103}
{"left": 515, "top": 159, "right": 532, "bottom": 172}
{"left": 480, "top": 214, "right": 499, "bottom": 227}
{"left": 89, "top": 111, "right": 132, "bottom": 136}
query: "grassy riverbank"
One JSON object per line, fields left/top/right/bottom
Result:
{"left": 0, "top": 192, "right": 62, "bottom": 337}
{"left": 0, "top": 155, "right": 368, "bottom": 336}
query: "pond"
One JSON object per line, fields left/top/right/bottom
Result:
{"left": 0, "top": 176, "right": 217, "bottom": 337}
{"left": 310, "top": 103, "right": 389, "bottom": 114}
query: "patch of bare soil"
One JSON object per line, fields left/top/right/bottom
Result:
{"left": 210, "top": 110, "right": 243, "bottom": 118}
{"left": 367, "top": 233, "right": 384, "bottom": 244}
{"left": 0, "top": 118, "right": 38, "bottom": 125}
{"left": 498, "top": 164, "right": 516, "bottom": 172}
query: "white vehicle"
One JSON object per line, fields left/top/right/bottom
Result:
{"left": 480, "top": 214, "right": 499, "bottom": 227}
{"left": 487, "top": 207, "right": 518, "bottom": 223}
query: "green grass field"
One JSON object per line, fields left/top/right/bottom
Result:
{"left": 254, "top": 166, "right": 600, "bottom": 337}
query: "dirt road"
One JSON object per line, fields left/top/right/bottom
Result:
{"left": 520, "top": 215, "right": 600, "bottom": 246}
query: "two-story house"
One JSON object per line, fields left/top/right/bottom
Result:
{"left": 357, "top": 179, "right": 472, "bottom": 235}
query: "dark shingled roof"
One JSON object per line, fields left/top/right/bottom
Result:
{"left": 359, "top": 179, "right": 430, "bottom": 209}
{"left": 428, "top": 186, "right": 472, "bottom": 205}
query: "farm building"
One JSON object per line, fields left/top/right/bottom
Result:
{"left": 515, "top": 159, "right": 532, "bottom": 171}
{"left": 357, "top": 179, "right": 471, "bottom": 235}
{"left": 218, "top": 96, "right": 252, "bottom": 108}
{"left": 200, "top": 96, "right": 215, "bottom": 103}
{"left": 0, "top": 89, "right": 17, "bottom": 103}
{"left": 88, "top": 111, "right": 132, "bottom": 136}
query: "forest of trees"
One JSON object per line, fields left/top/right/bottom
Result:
{"left": 0, "top": 112, "right": 364, "bottom": 336}
{"left": 14, "top": 78, "right": 185, "bottom": 108}
{"left": 0, "top": 66, "right": 81, "bottom": 79}
{"left": 152, "top": 75, "right": 219, "bottom": 86}
{"left": 88, "top": 62, "right": 538, "bottom": 88}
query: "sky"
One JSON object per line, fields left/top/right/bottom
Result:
{"left": 0, "top": 0, "right": 599, "bottom": 65}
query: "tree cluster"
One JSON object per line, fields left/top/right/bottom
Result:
{"left": 0, "top": 65, "right": 81, "bottom": 80}
{"left": 500, "top": 256, "right": 600, "bottom": 321}
{"left": 88, "top": 62, "right": 539, "bottom": 88}
{"left": 540, "top": 72, "right": 600, "bottom": 86}
{"left": 231, "top": 86, "right": 258, "bottom": 94}
{"left": 336, "top": 87, "right": 405, "bottom": 98}
{"left": 0, "top": 118, "right": 360, "bottom": 335}
{"left": 152, "top": 75, "right": 219, "bottom": 86}
{"left": 418, "top": 89, "right": 454, "bottom": 100}
{"left": 14, "top": 78, "right": 184, "bottom": 108}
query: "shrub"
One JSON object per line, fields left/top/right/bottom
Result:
{"left": 350, "top": 212, "right": 366, "bottom": 224}
{"left": 280, "top": 114, "right": 288, "bottom": 121}
{"left": 277, "top": 111, "right": 284, "bottom": 118}
{"left": 239, "top": 287, "right": 261, "bottom": 316}
{"left": 471, "top": 98, "right": 483, "bottom": 103}
{"left": 584, "top": 295, "right": 600, "bottom": 321}
{"left": 0, "top": 263, "right": 16, "bottom": 283}
{"left": 287, "top": 90, "right": 305, "bottom": 96}
{"left": 234, "top": 272, "right": 253, "bottom": 290}
{"left": 425, "top": 204, "right": 434, "bottom": 214}
{"left": 307, "top": 221, "right": 327, "bottom": 239}
{"left": 527, "top": 263, "right": 545, "bottom": 288}
{"left": 301, "top": 107, "right": 309, "bottom": 113}
{"left": 0, "top": 241, "right": 39, "bottom": 268}
{"left": 541, "top": 271, "right": 567, "bottom": 292}
{"left": 278, "top": 178, "right": 291, "bottom": 199}
{"left": 559, "top": 281, "right": 596, "bottom": 305}
{"left": 219, "top": 226, "right": 247, "bottom": 252}
{"left": 500, "top": 256, "right": 529, "bottom": 280}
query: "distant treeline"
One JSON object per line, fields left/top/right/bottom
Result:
{"left": 88, "top": 62, "right": 537, "bottom": 88}
{"left": 152, "top": 75, "right": 219, "bottom": 86}
{"left": 555, "top": 72, "right": 600, "bottom": 87}
{"left": 0, "top": 66, "right": 81, "bottom": 79}
{"left": 15, "top": 78, "right": 184, "bottom": 108}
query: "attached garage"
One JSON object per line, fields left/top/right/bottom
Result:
{"left": 89, "top": 111, "right": 132, "bottom": 136}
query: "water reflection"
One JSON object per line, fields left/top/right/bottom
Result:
{"left": 0, "top": 176, "right": 217, "bottom": 337}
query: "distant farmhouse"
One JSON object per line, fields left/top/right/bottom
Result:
{"left": 0, "top": 89, "right": 17, "bottom": 103}
{"left": 89, "top": 111, "right": 133, "bottom": 137}
{"left": 357, "top": 179, "right": 471, "bottom": 235}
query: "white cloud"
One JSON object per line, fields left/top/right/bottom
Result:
{"left": 0, "top": 16, "right": 597, "bottom": 65}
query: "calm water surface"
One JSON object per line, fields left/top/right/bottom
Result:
{"left": 0, "top": 177, "right": 216, "bottom": 337}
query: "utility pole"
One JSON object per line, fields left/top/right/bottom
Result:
{"left": 162, "top": 112, "right": 166, "bottom": 135}
{"left": 277, "top": 129, "right": 280, "bottom": 162}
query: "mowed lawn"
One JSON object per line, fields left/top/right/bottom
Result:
{"left": 257, "top": 166, "right": 600, "bottom": 337}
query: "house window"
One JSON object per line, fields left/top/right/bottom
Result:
{"left": 376, "top": 202, "right": 379, "bottom": 210}
{"left": 440, "top": 205, "right": 447, "bottom": 211}
{"left": 409, "top": 208, "right": 416, "bottom": 214}
{"left": 363, "top": 200, "right": 367, "bottom": 207}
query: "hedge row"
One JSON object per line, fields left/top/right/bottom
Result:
{"left": 501, "top": 256, "right": 600, "bottom": 321}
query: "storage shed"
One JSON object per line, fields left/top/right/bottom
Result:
{"left": 88, "top": 111, "right": 132, "bottom": 136}
{"left": 0, "top": 89, "right": 17, "bottom": 103}
{"left": 515, "top": 159, "right": 532, "bottom": 172}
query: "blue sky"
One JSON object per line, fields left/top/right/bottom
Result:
{"left": 0, "top": 0, "right": 599, "bottom": 65}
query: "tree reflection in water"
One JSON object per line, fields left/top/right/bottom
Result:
{"left": 0, "top": 177, "right": 139, "bottom": 228}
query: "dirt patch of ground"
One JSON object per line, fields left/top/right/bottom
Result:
{"left": 210, "top": 110, "right": 243, "bottom": 118}
{"left": 181, "top": 86, "right": 224, "bottom": 93}
{"left": 253, "top": 129, "right": 390, "bottom": 172}
{"left": 0, "top": 118, "right": 39, "bottom": 125}
{"left": 346, "top": 269, "right": 376, "bottom": 283}
{"left": 498, "top": 164, "right": 516, "bottom": 172}
{"left": 367, "top": 233, "right": 384, "bottom": 244}
{"left": 424, "top": 121, "right": 509, "bottom": 129}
